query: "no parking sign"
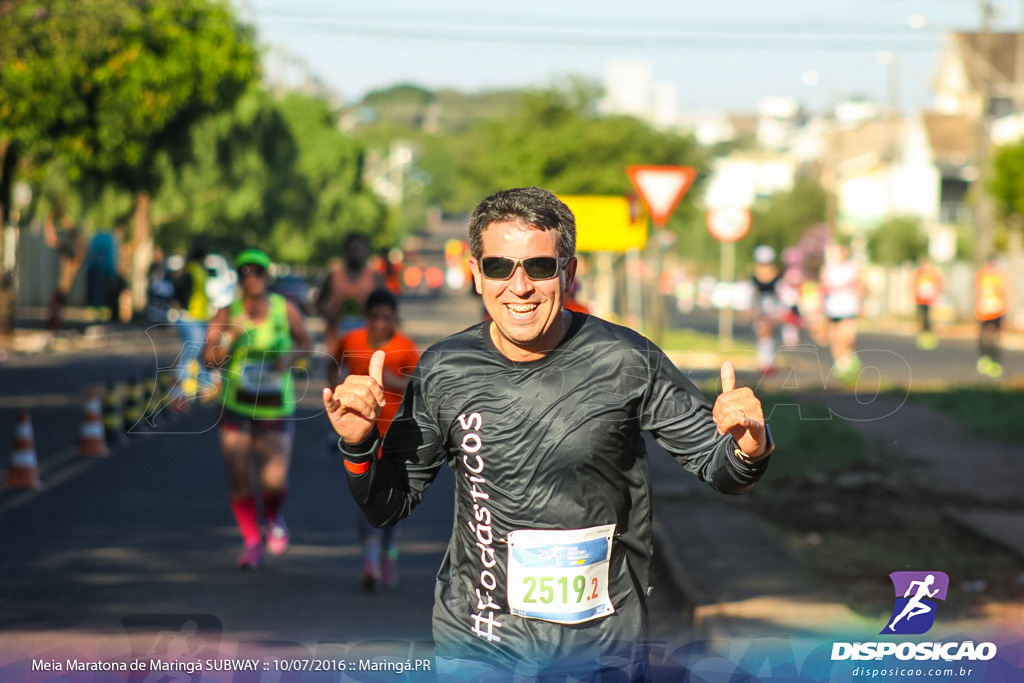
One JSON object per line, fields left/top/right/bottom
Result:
{"left": 706, "top": 206, "right": 751, "bottom": 243}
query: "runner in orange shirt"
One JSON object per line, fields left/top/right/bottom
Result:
{"left": 974, "top": 256, "right": 1009, "bottom": 378}
{"left": 328, "top": 288, "right": 420, "bottom": 591}
{"left": 912, "top": 256, "right": 943, "bottom": 350}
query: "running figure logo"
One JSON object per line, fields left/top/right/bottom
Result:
{"left": 883, "top": 571, "right": 949, "bottom": 635}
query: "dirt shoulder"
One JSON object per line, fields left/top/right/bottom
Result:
{"left": 753, "top": 391, "right": 1024, "bottom": 625}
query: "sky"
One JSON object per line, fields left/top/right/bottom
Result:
{"left": 235, "top": 0, "right": 1024, "bottom": 115}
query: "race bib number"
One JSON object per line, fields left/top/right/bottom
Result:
{"left": 237, "top": 362, "right": 283, "bottom": 407}
{"left": 241, "top": 363, "right": 282, "bottom": 393}
{"left": 506, "top": 524, "right": 615, "bottom": 625}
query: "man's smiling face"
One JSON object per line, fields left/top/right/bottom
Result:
{"left": 469, "top": 220, "right": 577, "bottom": 362}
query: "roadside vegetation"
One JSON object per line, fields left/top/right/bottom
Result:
{"left": 750, "top": 391, "right": 1024, "bottom": 620}
{"left": 910, "top": 388, "right": 1024, "bottom": 442}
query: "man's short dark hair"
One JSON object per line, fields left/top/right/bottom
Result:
{"left": 365, "top": 288, "right": 398, "bottom": 313}
{"left": 467, "top": 187, "right": 576, "bottom": 259}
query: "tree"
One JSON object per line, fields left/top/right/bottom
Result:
{"left": 989, "top": 139, "right": 1024, "bottom": 220}
{"left": 0, "top": 0, "right": 259, "bottom": 312}
{"left": 151, "top": 88, "right": 388, "bottom": 265}
{"left": 867, "top": 215, "right": 927, "bottom": 266}
{"left": 742, "top": 177, "right": 828, "bottom": 266}
{"left": 428, "top": 79, "right": 708, "bottom": 216}
{"left": 271, "top": 92, "right": 388, "bottom": 262}
{"left": 2, "top": 0, "right": 258, "bottom": 190}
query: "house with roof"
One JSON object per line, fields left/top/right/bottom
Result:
{"left": 826, "top": 30, "right": 1024, "bottom": 261}
{"left": 931, "top": 30, "right": 1023, "bottom": 322}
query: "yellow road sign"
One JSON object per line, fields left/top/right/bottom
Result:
{"left": 558, "top": 195, "right": 648, "bottom": 253}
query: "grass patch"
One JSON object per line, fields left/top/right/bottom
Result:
{"left": 746, "top": 392, "right": 1024, "bottom": 618}
{"left": 657, "top": 326, "right": 756, "bottom": 356}
{"left": 755, "top": 394, "right": 867, "bottom": 486}
{"left": 911, "top": 388, "right": 1024, "bottom": 442}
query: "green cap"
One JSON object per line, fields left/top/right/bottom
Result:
{"left": 235, "top": 248, "right": 272, "bottom": 270}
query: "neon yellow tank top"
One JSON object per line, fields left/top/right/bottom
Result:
{"left": 186, "top": 261, "right": 210, "bottom": 320}
{"left": 221, "top": 294, "right": 295, "bottom": 418}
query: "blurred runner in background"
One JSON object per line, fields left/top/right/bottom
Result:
{"left": 820, "top": 241, "right": 864, "bottom": 382}
{"left": 317, "top": 234, "right": 383, "bottom": 352}
{"left": 749, "top": 245, "right": 783, "bottom": 376}
{"left": 974, "top": 255, "right": 1008, "bottom": 379}
{"left": 912, "top": 256, "right": 943, "bottom": 350}
{"left": 173, "top": 242, "right": 212, "bottom": 405}
{"left": 203, "top": 248, "right": 313, "bottom": 569}
{"left": 328, "top": 288, "right": 420, "bottom": 592}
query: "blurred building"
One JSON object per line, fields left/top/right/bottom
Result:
{"left": 600, "top": 59, "right": 680, "bottom": 129}
{"left": 933, "top": 31, "right": 1023, "bottom": 119}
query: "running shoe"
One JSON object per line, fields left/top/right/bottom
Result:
{"left": 361, "top": 571, "right": 381, "bottom": 593}
{"left": 236, "top": 542, "right": 264, "bottom": 570}
{"left": 361, "top": 555, "right": 383, "bottom": 593}
{"left": 266, "top": 517, "right": 289, "bottom": 556}
{"left": 916, "top": 332, "right": 939, "bottom": 350}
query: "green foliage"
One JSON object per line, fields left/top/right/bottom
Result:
{"left": 0, "top": 0, "right": 258, "bottom": 191}
{"left": 741, "top": 177, "right": 827, "bottom": 267}
{"left": 989, "top": 139, "right": 1024, "bottom": 219}
{"left": 361, "top": 83, "right": 434, "bottom": 129}
{"left": 348, "top": 78, "right": 709, "bottom": 246}
{"left": 866, "top": 214, "right": 926, "bottom": 265}
{"left": 756, "top": 395, "right": 865, "bottom": 485}
{"left": 912, "top": 388, "right": 1024, "bottom": 442}
{"left": 449, "top": 83, "right": 707, "bottom": 207}
{"left": 151, "top": 87, "right": 387, "bottom": 264}
{"left": 0, "top": 0, "right": 386, "bottom": 266}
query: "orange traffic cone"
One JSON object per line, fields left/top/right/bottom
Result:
{"left": 78, "top": 389, "right": 110, "bottom": 457}
{"left": 6, "top": 410, "right": 42, "bottom": 489}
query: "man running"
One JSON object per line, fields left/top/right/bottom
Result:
{"left": 323, "top": 187, "right": 774, "bottom": 680}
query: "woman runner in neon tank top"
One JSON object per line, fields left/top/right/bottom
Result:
{"left": 203, "top": 249, "right": 313, "bottom": 569}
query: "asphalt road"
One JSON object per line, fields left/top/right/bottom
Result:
{"left": 668, "top": 305, "right": 1024, "bottom": 391}
{"left": 0, "top": 351, "right": 449, "bottom": 666}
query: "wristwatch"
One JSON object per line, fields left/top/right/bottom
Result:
{"left": 734, "top": 423, "right": 774, "bottom": 463}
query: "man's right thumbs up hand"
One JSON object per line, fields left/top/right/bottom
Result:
{"left": 322, "top": 349, "right": 386, "bottom": 445}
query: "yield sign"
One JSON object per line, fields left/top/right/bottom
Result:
{"left": 626, "top": 165, "right": 697, "bottom": 227}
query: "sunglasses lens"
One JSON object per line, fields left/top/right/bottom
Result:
{"left": 523, "top": 257, "right": 559, "bottom": 279}
{"left": 239, "top": 265, "right": 265, "bottom": 277}
{"left": 481, "top": 257, "right": 515, "bottom": 280}
{"left": 481, "top": 257, "right": 562, "bottom": 280}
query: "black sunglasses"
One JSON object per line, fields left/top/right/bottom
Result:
{"left": 480, "top": 256, "right": 567, "bottom": 281}
{"left": 238, "top": 264, "right": 267, "bottom": 278}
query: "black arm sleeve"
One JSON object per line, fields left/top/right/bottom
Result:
{"left": 640, "top": 342, "right": 769, "bottom": 494}
{"left": 339, "top": 366, "right": 447, "bottom": 527}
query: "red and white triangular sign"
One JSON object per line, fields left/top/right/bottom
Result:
{"left": 627, "top": 165, "right": 697, "bottom": 226}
